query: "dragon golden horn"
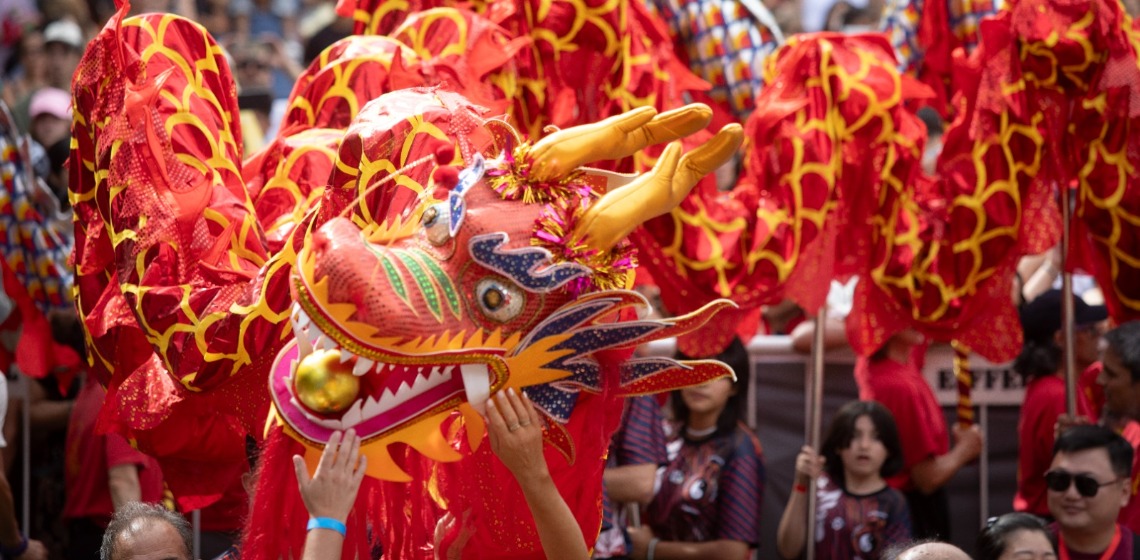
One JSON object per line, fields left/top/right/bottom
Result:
{"left": 572, "top": 123, "right": 744, "bottom": 252}
{"left": 526, "top": 104, "right": 714, "bottom": 182}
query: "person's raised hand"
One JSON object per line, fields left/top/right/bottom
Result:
{"left": 627, "top": 525, "right": 656, "bottom": 560}
{"left": 484, "top": 388, "right": 547, "bottom": 484}
{"left": 952, "top": 423, "right": 983, "bottom": 462}
{"left": 432, "top": 510, "right": 474, "bottom": 560}
{"left": 794, "top": 445, "right": 825, "bottom": 485}
{"left": 293, "top": 428, "right": 368, "bottom": 523}
{"left": 1054, "top": 413, "right": 1091, "bottom": 440}
{"left": 15, "top": 539, "right": 47, "bottom": 560}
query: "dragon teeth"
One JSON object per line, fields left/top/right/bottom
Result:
{"left": 361, "top": 395, "right": 383, "bottom": 418}
{"left": 410, "top": 370, "right": 432, "bottom": 393}
{"left": 377, "top": 388, "right": 399, "bottom": 411}
{"left": 352, "top": 358, "right": 374, "bottom": 377}
{"left": 316, "top": 335, "right": 337, "bottom": 352}
{"left": 338, "top": 349, "right": 354, "bottom": 364}
{"left": 461, "top": 363, "right": 491, "bottom": 412}
{"left": 339, "top": 399, "right": 364, "bottom": 426}
{"left": 396, "top": 378, "right": 413, "bottom": 396}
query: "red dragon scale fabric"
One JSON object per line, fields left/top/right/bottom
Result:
{"left": 642, "top": 0, "right": 1140, "bottom": 361}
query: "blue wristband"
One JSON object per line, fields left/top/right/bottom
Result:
{"left": 307, "top": 517, "right": 346, "bottom": 537}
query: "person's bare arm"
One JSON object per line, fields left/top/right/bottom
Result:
{"left": 107, "top": 464, "right": 142, "bottom": 511}
{"left": 0, "top": 459, "right": 46, "bottom": 559}
{"left": 603, "top": 463, "right": 657, "bottom": 505}
{"left": 628, "top": 526, "right": 750, "bottom": 560}
{"left": 487, "top": 389, "right": 588, "bottom": 560}
{"left": 294, "top": 429, "right": 368, "bottom": 560}
{"left": 1019, "top": 249, "right": 1059, "bottom": 303}
{"left": 27, "top": 379, "right": 71, "bottom": 432}
{"left": 790, "top": 318, "right": 849, "bottom": 354}
{"left": 776, "top": 446, "right": 823, "bottom": 559}
{"left": 910, "top": 423, "right": 983, "bottom": 494}
{"left": 649, "top": 539, "right": 749, "bottom": 560}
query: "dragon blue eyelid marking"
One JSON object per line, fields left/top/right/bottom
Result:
{"left": 448, "top": 152, "right": 485, "bottom": 237}
{"left": 468, "top": 233, "right": 590, "bottom": 293}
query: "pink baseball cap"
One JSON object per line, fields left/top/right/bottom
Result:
{"left": 29, "top": 88, "right": 72, "bottom": 120}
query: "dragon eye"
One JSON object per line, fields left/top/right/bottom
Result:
{"left": 475, "top": 278, "right": 524, "bottom": 323}
{"left": 421, "top": 203, "right": 450, "bottom": 246}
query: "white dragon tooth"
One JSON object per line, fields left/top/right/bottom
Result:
{"left": 294, "top": 307, "right": 311, "bottom": 329}
{"left": 461, "top": 363, "right": 491, "bottom": 413}
{"left": 353, "top": 357, "right": 375, "bottom": 376}
{"left": 410, "top": 370, "right": 433, "bottom": 394}
{"left": 361, "top": 395, "right": 382, "bottom": 418}
{"left": 294, "top": 325, "right": 313, "bottom": 355}
{"left": 313, "top": 335, "right": 333, "bottom": 352}
{"left": 338, "top": 349, "right": 354, "bottom": 364}
{"left": 396, "top": 379, "right": 413, "bottom": 396}
{"left": 377, "top": 388, "right": 399, "bottom": 412}
{"left": 424, "top": 367, "right": 448, "bottom": 390}
{"left": 339, "top": 399, "right": 364, "bottom": 427}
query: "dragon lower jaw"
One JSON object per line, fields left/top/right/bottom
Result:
{"left": 274, "top": 304, "right": 497, "bottom": 440}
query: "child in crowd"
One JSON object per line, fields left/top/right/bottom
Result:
{"left": 776, "top": 400, "right": 912, "bottom": 559}
{"left": 622, "top": 337, "right": 766, "bottom": 559}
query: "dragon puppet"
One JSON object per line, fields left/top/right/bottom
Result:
{"left": 69, "top": 1, "right": 744, "bottom": 557}
{"left": 631, "top": 0, "right": 1140, "bottom": 364}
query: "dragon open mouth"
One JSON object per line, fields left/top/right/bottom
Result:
{"left": 270, "top": 303, "right": 506, "bottom": 442}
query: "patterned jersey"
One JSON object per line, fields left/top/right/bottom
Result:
{"left": 645, "top": 422, "right": 765, "bottom": 545}
{"left": 813, "top": 475, "right": 912, "bottom": 560}
{"left": 644, "top": 0, "right": 782, "bottom": 120}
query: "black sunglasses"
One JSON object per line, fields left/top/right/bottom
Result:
{"left": 1044, "top": 470, "right": 1120, "bottom": 497}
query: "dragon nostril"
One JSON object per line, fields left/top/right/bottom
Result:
{"left": 422, "top": 206, "right": 439, "bottom": 227}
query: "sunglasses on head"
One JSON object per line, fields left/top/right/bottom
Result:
{"left": 1044, "top": 470, "right": 1119, "bottom": 497}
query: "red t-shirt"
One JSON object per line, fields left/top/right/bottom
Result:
{"left": 1117, "top": 421, "right": 1140, "bottom": 535}
{"left": 63, "top": 380, "right": 165, "bottom": 526}
{"left": 1056, "top": 524, "right": 1139, "bottom": 560}
{"left": 855, "top": 350, "right": 948, "bottom": 492}
{"left": 1078, "top": 362, "right": 1105, "bottom": 422}
{"left": 1014, "top": 375, "right": 1066, "bottom": 516}
{"left": 197, "top": 468, "right": 249, "bottom": 532}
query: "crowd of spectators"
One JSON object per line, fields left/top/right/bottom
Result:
{"left": 3, "top": 0, "right": 1140, "bottom": 558}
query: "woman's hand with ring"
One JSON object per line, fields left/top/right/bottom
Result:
{"left": 484, "top": 388, "right": 547, "bottom": 484}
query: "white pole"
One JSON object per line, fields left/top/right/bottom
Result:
{"left": 20, "top": 376, "right": 28, "bottom": 535}
{"left": 979, "top": 405, "right": 990, "bottom": 527}
{"left": 192, "top": 509, "right": 201, "bottom": 559}
{"left": 805, "top": 308, "right": 827, "bottom": 560}
{"left": 1061, "top": 189, "right": 1077, "bottom": 415}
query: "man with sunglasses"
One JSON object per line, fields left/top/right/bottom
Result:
{"left": 1047, "top": 425, "right": 1139, "bottom": 559}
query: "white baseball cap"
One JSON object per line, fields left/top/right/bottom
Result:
{"left": 43, "top": 18, "right": 84, "bottom": 50}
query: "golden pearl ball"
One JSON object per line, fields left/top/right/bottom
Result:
{"left": 293, "top": 349, "right": 361, "bottom": 414}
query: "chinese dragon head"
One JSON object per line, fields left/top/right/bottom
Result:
{"left": 245, "top": 87, "right": 744, "bottom": 558}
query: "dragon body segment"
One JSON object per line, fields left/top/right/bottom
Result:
{"left": 636, "top": 0, "right": 1140, "bottom": 359}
